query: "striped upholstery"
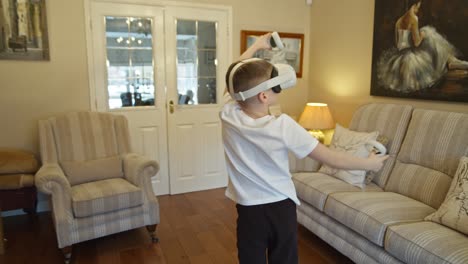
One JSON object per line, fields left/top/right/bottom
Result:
{"left": 385, "top": 222, "right": 468, "bottom": 264}
{"left": 385, "top": 161, "right": 452, "bottom": 209}
{"left": 298, "top": 201, "right": 403, "bottom": 264}
{"left": 71, "top": 178, "right": 143, "bottom": 218}
{"left": 288, "top": 153, "right": 321, "bottom": 173}
{"left": 293, "top": 172, "right": 383, "bottom": 211}
{"left": 39, "top": 112, "right": 131, "bottom": 164}
{"left": 349, "top": 103, "right": 413, "bottom": 188}
{"left": 38, "top": 120, "right": 59, "bottom": 163}
{"left": 51, "top": 112, "right": 120, "bottom": 162}
{"left": 386, "top": 110, "right": 468, "bottom": 209}
{"left": 36, "top": 112, "right": 160, "bottom": 249}
{"left": 72, "top": 206, "right": 146, "bottom": 244}
{"left": 324, "top": 192, "right": 435, "bottom": 246}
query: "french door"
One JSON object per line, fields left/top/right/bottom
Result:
{"left": 87, "top": 1, "right": 230, "bottom": 195}
{"left": 165, "top": 6, "right": 229, "bottom": 194}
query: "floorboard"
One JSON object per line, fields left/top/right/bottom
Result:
{"left": 0, "top": 188, "right": 353, "bottom": 264}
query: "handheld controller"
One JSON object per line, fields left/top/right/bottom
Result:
{"left": 365, "top": 140, "right": 387, "bottom": 156}
{"left": 270, "top": 32, "right": 284, "bottom": 50}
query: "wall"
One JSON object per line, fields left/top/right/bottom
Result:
{"left": 0, "top": 0, "right": 89, "bottom": 152}
{"left": 308, "top": 0, "right": 468, "bottom": 127}
{"left": 0, "top": 0, "right": 312, "bottom": 155}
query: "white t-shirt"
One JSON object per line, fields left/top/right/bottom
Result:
{"left": 220, "top": 102, "right": 318, "bottom": 206}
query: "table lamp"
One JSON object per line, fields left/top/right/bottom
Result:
{"left": 298, "top": 103, "right": 335, "bottom": 143}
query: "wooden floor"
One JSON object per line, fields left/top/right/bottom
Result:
{"left": 0, "top": 188, "right": 353, "bottom": 264}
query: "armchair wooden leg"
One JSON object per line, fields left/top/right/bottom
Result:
{"left": 61, "top": 246, "right": 72, "bottom": 264}
{"left": 146, "top": 224, "right": 159, "bottom": 243}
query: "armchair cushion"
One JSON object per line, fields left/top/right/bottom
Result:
{"left": 61, "top": 156, "right": 124, "bottom": 186}
{"left": 71, "top": 178, "right": 143, "bottom": 218}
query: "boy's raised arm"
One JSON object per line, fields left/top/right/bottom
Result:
{"left": 238, "top": 33, "right": 272, "bottom": 61}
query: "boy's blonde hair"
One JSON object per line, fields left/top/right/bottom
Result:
{"left": 225, "top": 60, "right": 273, "bottom": 102}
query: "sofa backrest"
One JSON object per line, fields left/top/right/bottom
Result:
{"left": 385, "top": 109, "right": 468, "bottom": 209}
{"left": 349, "top": 103, "right": 413, "bottom": 188}
{"left": 39, "top": 112, "right": 132, "bottom": 164}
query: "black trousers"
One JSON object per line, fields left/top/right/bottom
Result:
{"left": 236, "top": 199, "right": 298, "bottom": 264}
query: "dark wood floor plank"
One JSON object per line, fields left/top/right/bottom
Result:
{"left": 1, "top": 188, "right": 353, "bottom": 264}
{"left": 196, "top": 230, "right": 238, "bottom": 264}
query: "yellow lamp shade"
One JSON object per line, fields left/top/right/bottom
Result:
{"left": 298, "top": 103, "right": 335, "bottom": 130}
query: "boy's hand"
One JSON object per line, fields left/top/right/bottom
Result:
{"left": 253, "top": 33, "right": 273, "bottom": 51}
{"left": 238, "top": 32, "right": 272, "bottom": 61}
{"left": 367, "top": 152, "right": 389, "bottom": 172}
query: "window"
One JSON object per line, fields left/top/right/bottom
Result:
{"left": 105, "top": 16, "right": 155, "bottom": 109}
{"left": 176, "top": 20, "right": 217, "bottom": 105}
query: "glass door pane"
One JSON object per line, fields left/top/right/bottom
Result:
{"left": 105, "top": 16, "right": 155, "bottom": 109}
{"left": 176, "top": 19, "right": 217, "bottom": 105}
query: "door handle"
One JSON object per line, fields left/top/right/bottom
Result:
{"left": 169, "top": 100, "right": 174, "bottom": 114}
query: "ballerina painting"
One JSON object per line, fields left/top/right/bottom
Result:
{"left": 370, "top": 0, "right": 468, "bottom": 102}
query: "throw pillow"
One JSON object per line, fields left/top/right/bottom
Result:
{"left": 60, "top": 156, "right": 124, "bottom": 186}
{"left": 319, "top": 124, "right": 379, "bottom": 188}
{"left": 425, "top": 156, "right": 468, "bottom": 235}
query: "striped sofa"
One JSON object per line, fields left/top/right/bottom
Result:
{"left": 291, "top": 103, "right": 468, "bottom": 264}
{"left": 35, "top": 112, "right": 160, "bottom": 263}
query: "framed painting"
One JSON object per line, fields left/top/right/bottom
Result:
{"left": 241, "top": 30, "right": 304, "bottom": 78}
{"left": 370, "top": 0, "right": 468, "bottom": 102}
{"left": 0, "top": 0, "right": 50, "bottom": 61}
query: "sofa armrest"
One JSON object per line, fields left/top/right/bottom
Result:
{"left": 34, "top": 163, "right": 73, "bottom": 238}
{"left": 123, "top": 153, "right": 160, "bottom": 196}
{"left": 289, "top": 152, "right": 321, "bottom": 173}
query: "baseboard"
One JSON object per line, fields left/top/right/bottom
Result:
{"left": 1, "top": 200, "right": 50, "bottom": 217}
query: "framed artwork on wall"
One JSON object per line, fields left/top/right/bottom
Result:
{"left": 370, "top": 0, "right": 468, "bottom": 102}
{"left": 241, "top": 30, "right": 304, "bottom": 78}
{"left": 0, "top": 0, "right": 50, "bottom": 61}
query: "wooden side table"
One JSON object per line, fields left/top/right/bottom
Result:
{"left": 0, "top": 207, "right": 4, "bottom": 255}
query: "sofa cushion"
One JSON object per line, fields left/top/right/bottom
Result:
{"left": 386, "top": 161, "right": 452, "bottom": 209}
{"left": 319, "top": 124, "right": 379, "bottom": 188}
{"left": 386, "top": 110, "right": 468, "bottom": 209}
{"left": 71, "top": 178, "right": 143, "bottom": 218}
{"left": 324, "top": 192, "right": 435, "bottom": 246}
{"left": 385, "top": 222, "right": 468, "bottom": 264}
{"left": 425, "top": 156, "right": 468, "bottom": 235}
{"left": 61, "top": 156, "right": 124, "bottom": 186}
{"left": 349, "top": 103, "right": 413, "bottom": 188}
{"left": 293, "top": 172, "right": 383, "bottom": 211}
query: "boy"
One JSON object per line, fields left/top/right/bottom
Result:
{"left": 220, "top": 33, "right": 388, "bottom": 264}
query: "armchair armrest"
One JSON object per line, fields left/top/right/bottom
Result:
{"left": 35, "top": 163, "right": 71, "bottom": 195}
{"left": 289, "top": 152, "right": 321, "bottom": 173}
{"left": 123, "top": 153, "right": 159, "bottom": 196}
{"left": 34, "top": 163, "right": 73, "bottom": 248}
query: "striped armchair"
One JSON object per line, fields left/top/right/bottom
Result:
{"left": 35, "top": 112, "right": 160, "bottom": 263}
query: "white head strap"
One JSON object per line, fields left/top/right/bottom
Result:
{"left": 227, "top": 58, "right": 296, "bottom": 101}
{"left": 228, "top": 58, "right": 261, "bottom": 98}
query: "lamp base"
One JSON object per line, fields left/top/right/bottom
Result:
{"left": 308, "top": 130, "right": 325, "bottom": 143}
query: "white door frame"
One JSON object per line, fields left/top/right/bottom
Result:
{"left": 84, "top": 0, "right": 233, "bottom": 195}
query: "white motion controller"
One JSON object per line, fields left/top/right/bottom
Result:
{"left": 270, "top": 32, "right": 284, "bottom": 50}
{"left": 365, "top": 140, "right": 387, "bottom": 157}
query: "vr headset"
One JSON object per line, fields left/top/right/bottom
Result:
{"left": 227, "top": 58, "right": 297, "bottom": 101}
